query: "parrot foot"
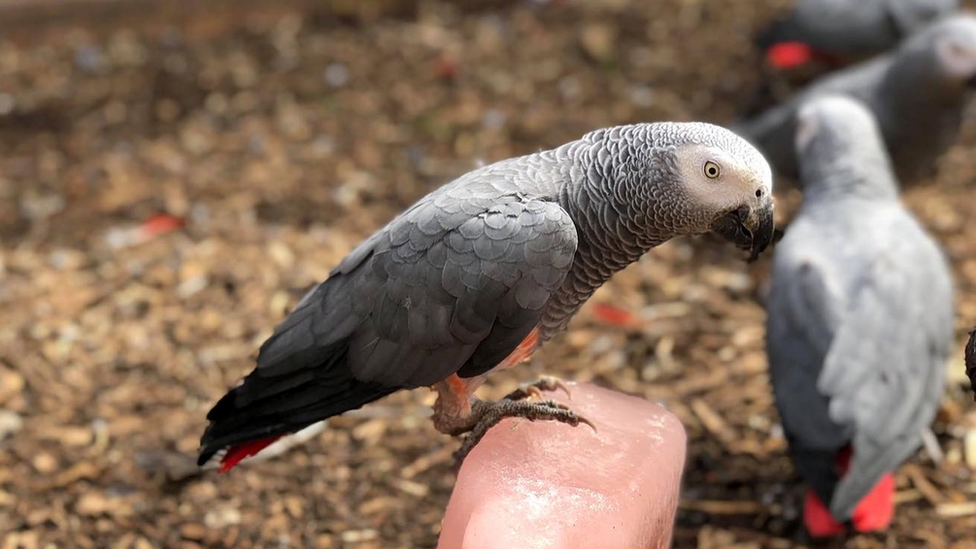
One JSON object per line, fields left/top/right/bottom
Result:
{"left": 503, "top": 376, "right": 572, "bottom": 401}
{"left": 453, "top": 397, "right": 596, "bottom": 461}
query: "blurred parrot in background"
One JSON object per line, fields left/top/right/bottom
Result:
{"left": 758, "top": 0, "right": 958, "bottom": 70}
{"left": 765, "top": 96, "right": 953, "bottom": 536}
{"left": 738, "top": 14, "right": 976, "bottom": 187}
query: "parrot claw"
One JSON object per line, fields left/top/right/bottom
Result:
{"left": 534, "top": 400, "right": 596, "bottom": 432}
{"left": 576, "top": 414, "right": 598, "bottom": 433}
{"left": 524, "top": 385, "right": 546, "bottom": 401}
{"left": 504, "top": 376, "right": 572, "bottom": 401}
{"left": 453, "top": 398, "right": 596, "bottom": 461}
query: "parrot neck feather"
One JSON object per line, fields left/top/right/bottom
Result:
{"left": 539, "top": 125, "right": 702, "bottom": 338}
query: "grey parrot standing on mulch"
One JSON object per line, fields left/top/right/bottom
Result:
{"left": 757, "top": 0, "right": 958, "bottom": 70}
{"left": 737, "top": 14, "right": 976, "bottom": 186}
{"left": 766, "top": 96, "right": 953, "bottom": 537}
{"left": 198, "top": 122, "right": 775, "bottom": 471}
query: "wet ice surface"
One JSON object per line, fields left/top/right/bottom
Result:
{"left": 438, "top": 382, "right": 687, "bottom": 549}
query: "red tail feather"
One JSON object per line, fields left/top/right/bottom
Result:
{"left": 851, "top": 473, "right": 894, "bottom": 533}
{"left": 802, "top": 447, "right": 895, "bottom": 536}
{"left": 766, "top": 41, "right": 815, "bottom": 70}
{"left": 803, "top": 488, "right": 846, "bottom": 537}
{"left": 219, "top": 436, "right": 282, "bottom": 473}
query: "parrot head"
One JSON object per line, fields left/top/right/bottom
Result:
{"left": 792, "top": 95, "right": 899, "bottom": 200}
{"left": 794, "top": 96, "right": 882, "bottom": 157}
{"left": 668, "top": 127, "right": 776, "bottom": 260}
{"left": 931, "top": 15, "right": 976, "bottom": 87}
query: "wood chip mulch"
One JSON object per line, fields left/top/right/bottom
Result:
{"left": 2, "top": 1, "right": 976, "bottom": 547}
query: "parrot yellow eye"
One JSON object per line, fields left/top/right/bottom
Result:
{"left": 703, "top": 161, "right": 721, "bottom": 179}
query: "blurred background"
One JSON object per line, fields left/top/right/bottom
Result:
{"left": 1, "top": 0, "right": 976, "bottom": 548}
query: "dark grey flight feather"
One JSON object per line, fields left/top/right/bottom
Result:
{"left": 766, "top": 97, "right": 953, "bottom": 521}
{"left": 199, "top": 122, "right": 774, "bottom": 466}
{"left": 740, "top": 14, "right": 976, "bottom": 187}
{"left": 757, "top": 0, "right": 958, "bottom": 57}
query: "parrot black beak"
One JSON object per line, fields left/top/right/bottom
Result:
{"left": 710, "top": 200, "right": 776, "bottom": 261}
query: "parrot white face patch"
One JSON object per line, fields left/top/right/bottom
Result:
{"left": 674, "top": 142, "right": 773, "bottom": 216}
{"left": 935, "top": 22, "right": 976, "bottom": 79}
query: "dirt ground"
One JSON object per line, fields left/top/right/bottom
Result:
{"left": 2, "top": 1, "right": 976, "bottom": 548}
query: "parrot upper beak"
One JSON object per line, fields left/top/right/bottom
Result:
{"left": 710, "top": 199, "right": 775, "bottom": 261}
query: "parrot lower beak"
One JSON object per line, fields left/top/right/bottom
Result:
{"left": 710, "top": 200, "right": 775, "bottom": 261}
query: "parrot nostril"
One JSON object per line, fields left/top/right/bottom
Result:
{"left": 755, "top": 189, "right": 764, "bottom": 198}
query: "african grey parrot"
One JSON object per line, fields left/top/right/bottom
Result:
{"left": 737, "top": 14, "right": 976, "bottom": 186}
{"left": 757, "top": 0, "right": 958, "bottom": 69}
{"left": 198, "top": 122, "right": 775, "bottom": 470}
{"left": 766, "top": 96, "right": 952, "bottom": 536}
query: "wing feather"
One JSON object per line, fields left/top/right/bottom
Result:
{"left": 768, "top": 240, "right": 951, "bottom": 520}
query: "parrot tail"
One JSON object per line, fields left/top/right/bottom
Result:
{"left": 801, "top": 447, "right": 896, "bottom": 536}
{"left": 197, "top": 342, "right": 396, "bottom": 470}
{"left": 755, "top": 18, "right": 822, "bottom": 70}
{"left": 765, "top": 42, "right": 815, "bottom": 70}
{"left": 218, "top": 436, "right": 282, "bottom": 473}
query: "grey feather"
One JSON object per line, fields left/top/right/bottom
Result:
{"left": 740, "top": 14, "right": 976, "bottom": 186}
{"left": 766, "top": 97, "right": 953, "bottom": 521}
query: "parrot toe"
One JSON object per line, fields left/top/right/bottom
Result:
{"left": 503, "top": 376, "right": 572, "bottom": 401}
{"left": 454, "top": 398, "right": 596, "bottom": 461}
